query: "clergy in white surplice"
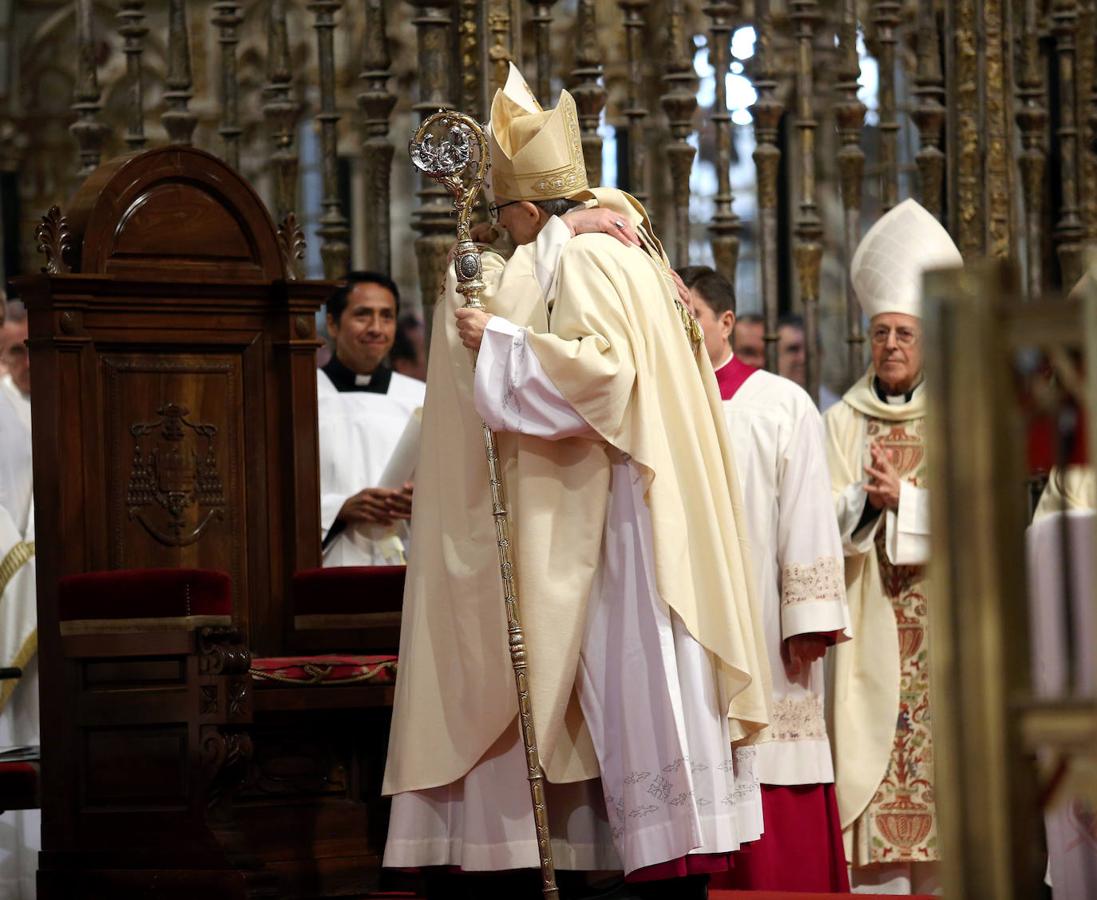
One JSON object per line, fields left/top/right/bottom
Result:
{"left": 0, "top": 500, "right": 38, "bottom": 900}
{"left": 382, "top": 65, "right": 771, "bottom": 899}
{"left": 679, "top": 265, "right": 852, "bottom": 892}
{"left": 824, "top": 198, "right": 961, "bottom": 896}
{"left": 317, "top": 272, "right": 425, "bottom": 566}
{"left": 1030, "top": 468, "right": 1097, "bottom": 899}
{"left": 0, "top": 304, "right": 33, "bottom": 537}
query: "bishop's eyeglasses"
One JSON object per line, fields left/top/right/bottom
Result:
{"left": 488, "top": 200, "right": 522, "bottom": 222}
{"left": 870, "top": 325, "right": 920, "bottom": 346}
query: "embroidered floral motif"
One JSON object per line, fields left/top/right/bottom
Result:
{"left": 623, "top": 770, "right": 650, "bottom": 785}
{"left": 647, "top": 775, "right": 672, "bottom": 802}
{"left": 755, "top": 694, "right": 827, "bottom": 743}
{"left": 855, "top": 415, "right": 938, "bottom": 865}
{"left": 781, "top": 555, "right": 845, "bottom": 607}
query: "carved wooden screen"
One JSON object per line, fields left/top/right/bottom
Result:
{"left": 17, "top": 146, "right": 330, "bottom": 658}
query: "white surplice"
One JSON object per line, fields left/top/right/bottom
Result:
{"left": 719, "top": 360, "right": 850, "bottom": 786}
{"left": 0, "top": 502, "right": 39, "bottom": 900}
{"left": 1027, "top": 510, "right": 1097, "bottom": 900}
{"left": 0, "top": 376, "right": 32, "bottom": 537}
{"left": 384, "top": 219, "right": 763, "bottom": 875}
{"left": 317, "top": 370, "right": 425, "bottom": 566}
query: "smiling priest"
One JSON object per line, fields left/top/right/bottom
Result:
{"left": 381, "top": 65, "right": 771, "bottom": 900}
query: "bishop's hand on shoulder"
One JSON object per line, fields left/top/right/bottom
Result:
{"left": 561, "top": 208, "right": 641, "bottom": 248}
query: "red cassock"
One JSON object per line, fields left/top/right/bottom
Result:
{"left": 710, "top": 784, "right": 849, "bottom": 892}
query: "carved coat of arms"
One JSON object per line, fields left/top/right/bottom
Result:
{"left": 126, "top": 403, "right": 226, "bottom": 547}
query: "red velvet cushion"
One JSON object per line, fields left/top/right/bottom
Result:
{"left": 0, "top": 760, "right": 40, "bottom": 810}
{"left": 58, "top": 568, "right": 232, "bottom": 621}
{"left": 292, "top": 566, "right": 405, "bottom": 616}
{"left": 250, "top": 653, "right": 397, "bottom": 686}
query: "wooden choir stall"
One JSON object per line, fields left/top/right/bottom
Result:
{"left": 15, "top": 146, "right": 406, "bottom": 899}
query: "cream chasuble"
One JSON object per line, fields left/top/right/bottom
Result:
{"left": 720, "top": 360, "right": 850, "bottom": 786}
{"left": 825, "top": 368, "right": 938, "bottom": 873}
{"left": 383, "top": 190, "right": 769, "bottom": 874}
{"left": 316, "top": 370, "right": 424, "bottom": 566}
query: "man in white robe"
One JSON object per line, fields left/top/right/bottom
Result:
{"left": 1030, "top": 469, "right": 1097, "bottom": 898}
{"left": 0, "top": 500, "right": 38, "bottom": 900}
{"left": 824, "top": 198, "right": 962, "bottom": 895}
{"left": 317, "top": 272, "right": 425, "bottom": 566}
{"left": 382, "top": 66, "right": 770, "bottom": 899}
{"left": 0, "top": 302, "right": 33, "bottom": 536}
{"left": 680, "top": 266, "right": 851, "bottom": 891}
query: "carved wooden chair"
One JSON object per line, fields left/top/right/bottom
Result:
{"left": 18, "top": 146, "right": 402, "bottom": 898}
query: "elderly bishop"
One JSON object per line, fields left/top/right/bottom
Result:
{"left": 382, "top": 66, "right": 771, "bottom": 899}
{"left": 825, "top": 199, "right": 961, "bottom": 895}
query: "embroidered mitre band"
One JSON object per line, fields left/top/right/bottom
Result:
{"left": 851, "top": 198, "right": 962, "bottom": 320}
{"left": 487, "top": 64, "right": 589, "bottom": 202}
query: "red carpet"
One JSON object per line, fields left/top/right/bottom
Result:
{"left": 712, "top": 894, "right": 936, "bottom": 899}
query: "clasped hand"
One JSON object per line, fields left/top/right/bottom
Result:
{"left": 864, "top": 443, "right": 901, "bottom": 511}
{"left": 339, "top": 483, "right": 414, "bottom": 527}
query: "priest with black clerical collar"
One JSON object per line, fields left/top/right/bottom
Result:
{"left": 317, "top": 272, "right": 425, "bottom": 566}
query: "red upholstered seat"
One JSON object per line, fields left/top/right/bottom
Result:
{"left": 58, "top": 568, "right": 233, "bottom": 634}
{"left": 249, "top": 654, "right": 397, "bottom": 687}
{"left": 0, "top": 757, "right": 40, "bottom": 811}
{"left": 292, "top": 565, "right": 405, "bottom": 629}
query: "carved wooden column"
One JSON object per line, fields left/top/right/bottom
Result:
{"left": 309, "top": 1, "right": 351, "bottom": 278}
{"left": 212, "top": 2, "right": 243, "bottom": 170}
{"left": 792, "top": 0, "right": 823, "bottom": 401}
{"left": 1016, "top": 0, "right": 1047, "bottom": 299}
{"left": 872, "top": 0, "right": 901, "bottom": 211}
{"left": 751, "top": 0, "right": 783, "bottom": 372}
{"left": 619, "top": 0, "right": 650, "bottom": 204}
{"left": 486, "top": 1, "right": 515, "bottom": 105}
{"left": 264, "top": 0, "right": 300, "bottom": 225}
{"left": 162, "top": 0, "right": 197, "bottom": 145}
{"left": 947, "top": 0, "right": 983, "bottom": 256}
{"left": 71, "top": 0, "right": 107, "bottom": 176}
{"left": 570, "top": 0, "right": 605, "bottom": 185}
{"left": 408, "top": 0, "right": 456, "bottom": 316}
{"left": 705, "top": 0, "right": 741, "bottom": 283}
{"left": 527, "top": 0, "right": 559, "bottom": 101}
{"left": 359, "top": 0, "right": 397, "bottom": 273}
{"left": 1080, "top": 0, "right": 1097, "bottom": 244}
{"left": 660, "top": 0, "right": 697, "bottom": 266}
{"left": 457, "top": 0, "right": 481, "bottom": 117}
{"left": 1051, "top": 0, "right": 1085, "bottom": 285}
{"left": 982, "top": 0, "right": 1013, "bottom": 259}
{"left": 911, "top": 1, "right": 945, "bottom": 219}
{"left": 118, "top": 1, "right": 148, "bottom": 151}
{"left": 835, "top": 0, "right": 866, "bottom": 384}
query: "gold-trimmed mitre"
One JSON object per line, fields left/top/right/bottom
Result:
{"left": 488, "top": 65, "right": 589, "bottom": 202}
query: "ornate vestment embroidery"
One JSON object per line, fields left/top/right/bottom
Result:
{"left": 781, "top": 555, "right": 845, "bottom": 607}
{"left": 854, "top": 415, "right": 939, "bottom": 865}
{"left": 756, "top": 694, "right": 828, "bottom": 744}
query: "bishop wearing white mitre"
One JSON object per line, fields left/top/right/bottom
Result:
{"left": 825, "top": 198, "right": 962, "bottom": 895}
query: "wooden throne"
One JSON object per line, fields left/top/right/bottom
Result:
{"left": 16, "top": 147, "right": 400, "bottom": 899}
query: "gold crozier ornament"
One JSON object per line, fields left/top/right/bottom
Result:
{"left": 410, "top": 110, "right": 559, "bottom": 900}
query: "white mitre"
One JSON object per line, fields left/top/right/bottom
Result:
{"left": 487, "top": 62, "right": 588, "bottom": 202}
{"left": 851, "top": 198, "right": 963, "bottom": 320}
